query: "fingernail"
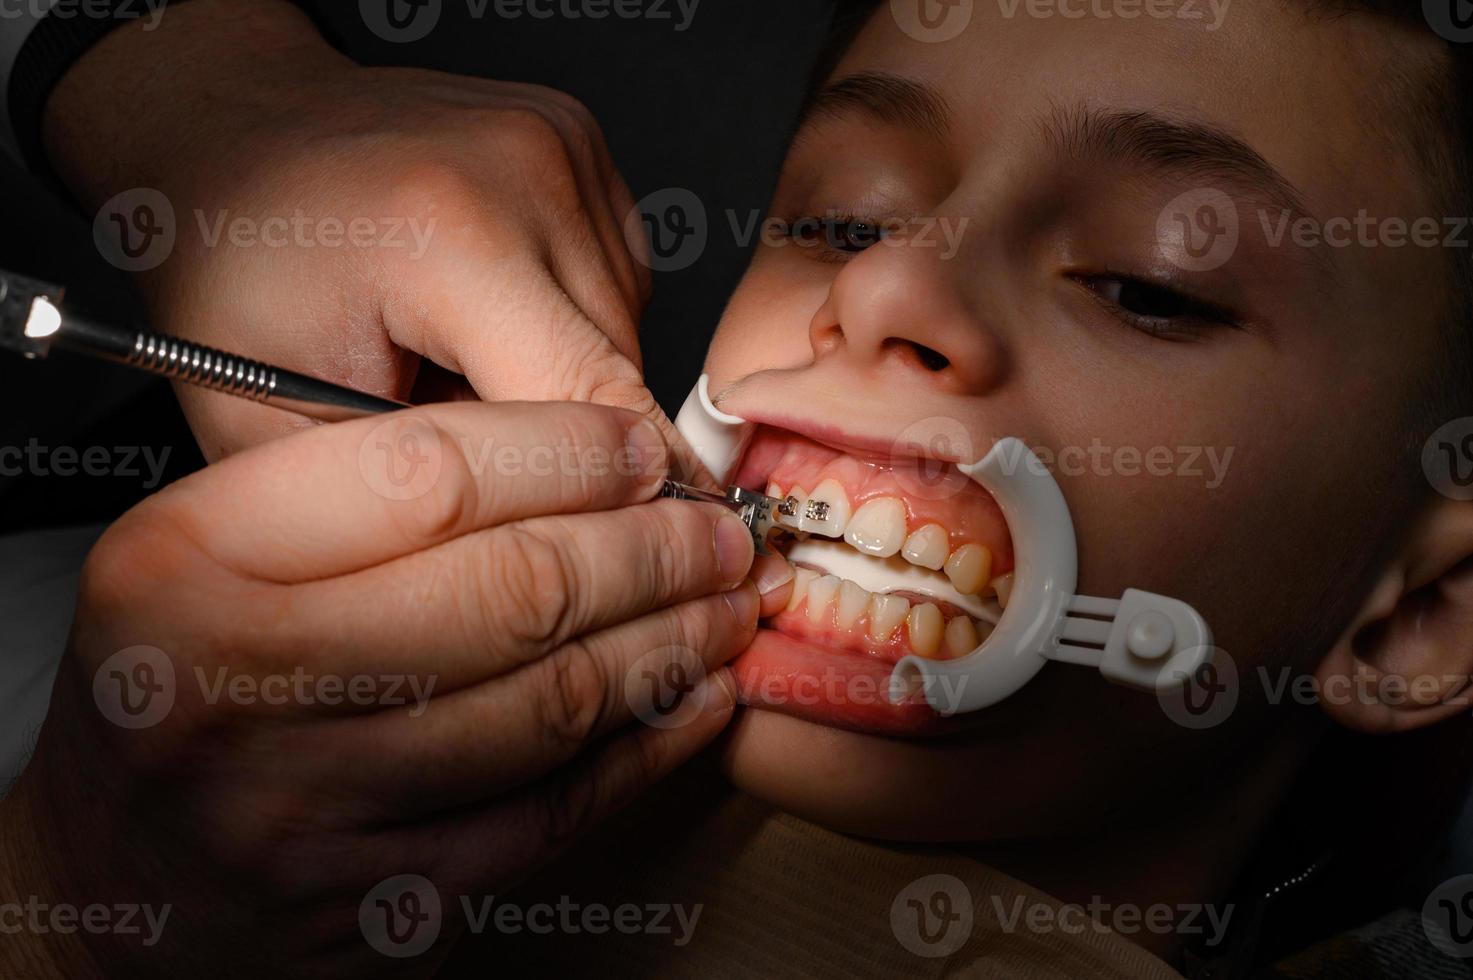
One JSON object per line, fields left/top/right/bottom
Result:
{"left": 751, "top": 554, "right": 794, "bottom": 597}
{"left": 714, "top": 513, "right": 755, "bottom": 586}
{"left": 625, "top": 417, "right": 668, "bottom": 489}
{"left": 722, "top": 581, "right": 760, "bottom": 627}
{"left": 704, "top": 667, "right": 738, "bottom": 714}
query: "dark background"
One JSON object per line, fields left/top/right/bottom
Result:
{"left": 0, "top": 0, "right": 833, "bottom": 530}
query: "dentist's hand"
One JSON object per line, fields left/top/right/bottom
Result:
{"left": 1, "top": 401, "right": 770, "bottom": 977}
{"left": 43, "top": 0, "right": 677, "bottom": 467}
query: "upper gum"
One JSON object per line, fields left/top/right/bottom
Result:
{"left": 750, "top": 442, "right": 1013, "bottom": 572}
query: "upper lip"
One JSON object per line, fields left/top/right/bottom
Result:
{"left": 719, "top": 401, "right": 979, "bottom": 470}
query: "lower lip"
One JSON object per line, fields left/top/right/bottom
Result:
{"left": 731, "top": 628, "right": 970, "bottom": 737}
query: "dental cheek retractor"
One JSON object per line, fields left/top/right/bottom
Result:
{"left": 674, "top": 375, "right": 1214, "bottom": 716}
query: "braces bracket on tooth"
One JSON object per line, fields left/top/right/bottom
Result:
{"left": 669, "top": 375, "right": 1217, "bottom": 717}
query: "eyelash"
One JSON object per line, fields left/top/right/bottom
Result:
{"left": 785, "top": 214, "right": 890, "bottom": 261}
{"left": 1073, "top": 271, "right": 1241, "bottom": 339}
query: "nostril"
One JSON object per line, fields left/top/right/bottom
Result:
{"left": 914, "top": 345, "right": 950, "bottom": 372}
{"left": 884, "top": 338, "right": 951, "bottom": 372}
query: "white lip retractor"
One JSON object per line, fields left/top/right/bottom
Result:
{"left": 674, "top": 376, "right": 1214, "bottom": 716}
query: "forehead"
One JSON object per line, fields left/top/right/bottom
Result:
{"left": 829, "top": 1, "right": 1439, "bottom": 224}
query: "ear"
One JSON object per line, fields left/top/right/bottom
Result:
{"left": 1315, "top": 499, "right": 1473, "bottom": 734}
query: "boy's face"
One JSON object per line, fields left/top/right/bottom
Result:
{"left": 699, "top": 3, "right": 1449, "bottom": 840}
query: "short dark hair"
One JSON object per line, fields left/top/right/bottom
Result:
{"left": 815, "top": 0, "right": 1473, "bottom": 421}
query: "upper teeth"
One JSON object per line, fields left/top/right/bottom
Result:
{"left": 800, "top": 479, "right": 851, "bottom": 538}
{"left": 769, "top": 484, "right": 1000, "bottom": 598}
{"left": 845, "top": 497, "right": 907, "bottom": 557}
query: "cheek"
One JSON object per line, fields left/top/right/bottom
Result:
{"left": 705, "top": 254, "right": 832, "bottom": 379}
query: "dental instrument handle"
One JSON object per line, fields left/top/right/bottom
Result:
{"left": 0, "top": 269, "right": 406, "bottom": 423}
{"left": 57, "top": 314, "right": 407, "bottom": 422}
{"left": 658, "top": 481, "right": 793, "bottom": 556}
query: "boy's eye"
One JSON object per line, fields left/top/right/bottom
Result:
{"left": 790, "top": 216, "right": 888, "bottom": 256}
{"left": 1075, "top": 273, "right": 1240, "bottom": 339}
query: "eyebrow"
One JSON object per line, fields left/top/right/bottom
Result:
{"left": 801, "top": 71, "right": 952, "bottom": 144}
{"left": 1040, "top": 102, "right": 1314, "bottom": 222}
{"left": 800, "top": 74, "right": 1312, "bottom": 225}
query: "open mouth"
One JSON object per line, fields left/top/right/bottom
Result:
{"left": 729, "top": 425, "right": 1016, "bottom": 736}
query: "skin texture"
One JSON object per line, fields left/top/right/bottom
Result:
{"left": 701, "top": 2, "right": 1473, "bottom": 954}
{"left": 40, "top": 0, "right": 711, "bottom": 477}
{"left": 0, "top": 401, "right": 768, "bottom": 977}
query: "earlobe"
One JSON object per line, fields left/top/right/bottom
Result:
{"left": 1315, "top": 500, "right": 1473, "bottom": 734}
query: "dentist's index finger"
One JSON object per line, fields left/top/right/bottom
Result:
{"left": 158, "top": 401, "right": 670, "bottom": 583}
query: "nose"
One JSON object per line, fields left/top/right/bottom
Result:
{"left": 808, "top": 231, "right": 1005, "bottom": 391}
